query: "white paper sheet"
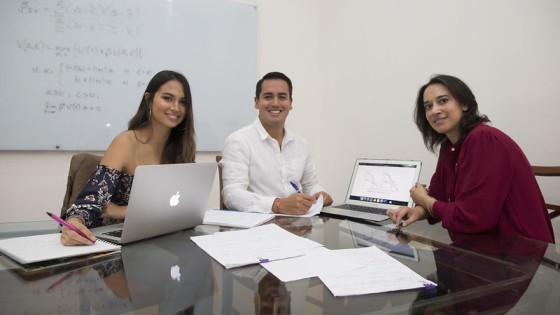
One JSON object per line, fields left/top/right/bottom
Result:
{"left": 260, "top": 246, "right": 362, "bottom": 282}
{"left": 318, "top": 246, "right": 436, "bottom": 297}
{"left": 191, "top": 224, "right": 323, "bottom": 269}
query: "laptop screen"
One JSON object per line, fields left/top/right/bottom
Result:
{"left": 346, "top": 159, "right": 421, "bottom": 208}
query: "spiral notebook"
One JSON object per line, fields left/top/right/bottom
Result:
{"left": 0, "top": 233, "right": 121, "bottom": 265}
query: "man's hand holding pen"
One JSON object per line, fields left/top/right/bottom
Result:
{"left": 273, "top": 180, "right": 332, "bottom": 215}
{"left": 275, "top": 194, "right": 315, "bottom": 215}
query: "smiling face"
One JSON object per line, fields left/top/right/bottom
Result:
{"left": 423, "top": 83, "right": 468, "bottom": 144}
{"left": 255, "top": 79, "right": 292, "bottom": 132}
{"left": 147, "top": 79, "right": 186, "bottom": 129}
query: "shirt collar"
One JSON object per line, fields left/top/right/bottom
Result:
{"left": 253, "top": 118, "right": 269, "bottom": 141}
{"left": 252, "top": 117, "right": 294, "bottom": 144}
{"left": 442, "top": 138, "right": 463, "bottom": 155}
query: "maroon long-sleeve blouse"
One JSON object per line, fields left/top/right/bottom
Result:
{"left": 428, "top": 124, "right": 554, "bottom": 243}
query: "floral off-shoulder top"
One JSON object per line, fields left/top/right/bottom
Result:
{"left": 63, "top": 165, "right": 134, "bottom": 228}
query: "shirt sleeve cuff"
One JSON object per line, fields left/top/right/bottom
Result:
{"left": 261, "top": 196, "right": 277, "bottom": 214}
{"left": 431, "top": 200, "right": 441, "bottom": 218}
{"left": 67, "top": 215, "right": 86, "bottom": 225}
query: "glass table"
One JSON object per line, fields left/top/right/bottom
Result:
{"left": 1, "top": 215, "right": 559, "bottom": 314}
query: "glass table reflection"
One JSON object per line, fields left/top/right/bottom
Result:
{"left": 1, "top": 215, "right": 559, "bottom": 314}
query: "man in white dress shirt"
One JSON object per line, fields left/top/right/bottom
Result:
{"left": 220, "top": 72, "right": 333, "bottom": 214}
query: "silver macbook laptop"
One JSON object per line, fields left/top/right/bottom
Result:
{"left": 322, "top": 158, "right": 421, "bottom": 222}
{"left": 91, "top": 162, "right": 216, "bottom": 244}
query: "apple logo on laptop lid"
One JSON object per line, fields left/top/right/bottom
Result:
{"left": 169, "top": 191, "right": 181, "bottom": 207}
{"left": 170, "top": 264, "right": 181, "bottom": 282}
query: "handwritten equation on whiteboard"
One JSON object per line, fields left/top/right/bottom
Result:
{"left": 13, "top": 0, "right": 155, "bottom": 116}
{"left": 0, "top": 0, "right": 257, "bottom": 151}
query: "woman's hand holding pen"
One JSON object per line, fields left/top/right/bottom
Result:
{"left": 60, "top": 217, "right": 96, "bottom": 246}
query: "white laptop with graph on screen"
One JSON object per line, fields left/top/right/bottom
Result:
{"left": 322, "top": 158, "right": 422, "bottom": 222}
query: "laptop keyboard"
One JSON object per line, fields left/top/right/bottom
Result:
{"left": 335, "top": 204, "right": 388, "bottom": 216}
{"left": 103, "top": 229, "right": 123, "bottom": 237}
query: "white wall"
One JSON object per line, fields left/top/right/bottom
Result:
{"left": 1, "top": 0, "right": 559, "bottom": 223}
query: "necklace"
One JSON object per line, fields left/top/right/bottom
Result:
{"left": 133, "top": 130, "right": 151, "bottom": 144}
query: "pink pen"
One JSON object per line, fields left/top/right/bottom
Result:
{"left": 46, "top": 212, "right": 95, "bottom": 243}
{"left": 47, "top": 270, "right": 77, "bottom": 291}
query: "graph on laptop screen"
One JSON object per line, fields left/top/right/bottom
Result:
{"left": 349, "top": 161, "right": 419, "bottom": 207}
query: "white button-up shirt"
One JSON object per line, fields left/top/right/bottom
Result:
{"left": 220, "top": 118, "right": 324, "bottom": 213}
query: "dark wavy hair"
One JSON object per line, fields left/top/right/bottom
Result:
{"left": 414, "top": 74, "right": 490, "bottom": 152}
{"left": 255, "top": 72, "right": 293, "bottom": 100}
{"left": 127, "top": 70, "right": 196, "bottom": 163}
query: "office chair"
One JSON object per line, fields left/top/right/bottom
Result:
{"left": 215, "top": 155, "right": 227, "bottom": 209}
{"left": 532, "top": 165, "right": 560, "bottom": 219}
{"left": 60, "top": 153, "right": 102, "bottom": 216}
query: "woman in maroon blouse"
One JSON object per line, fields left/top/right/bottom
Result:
{"left": 387, "top": 75, "right": 554, "bottom": 243}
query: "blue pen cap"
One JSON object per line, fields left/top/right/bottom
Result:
{"left": 289, "top": 180, "right": 301, "bottom": 193}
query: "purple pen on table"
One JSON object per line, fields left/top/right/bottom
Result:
{"left": 46, "top": 211, "right": 96, "bottom": 243}
{"left": 258, "top": 257, "right": 270, "bottom": 263}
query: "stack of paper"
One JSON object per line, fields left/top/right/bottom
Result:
{"left": 260, "top": 246, "right": 436, "bottom": 296}
{"left": 203, "top": 209, "right": 275, "bottom": 228}
{"left": 191, "top": 224, "right": 322, "bottom": 269}
{"left": 317, "top": 246, "right": 435, "bottom": 296}
{"left": 191, "top": 222, "right": 436, "bottom": 296}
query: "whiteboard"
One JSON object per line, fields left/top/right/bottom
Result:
{"left": 0, "top": 0, "right": 256, "bottom": 151}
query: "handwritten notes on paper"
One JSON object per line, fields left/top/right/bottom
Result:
{"left": 318, "top": 246, "right": 436, "bottom": 297}
{"left": 259, "top": 245, "right": 435, "bottom": 296}
{"left": 190, "top": 224, "right": 323, "bottom": 269}
{"left": 192, "top": 222, "right": 435, "bottom": 296}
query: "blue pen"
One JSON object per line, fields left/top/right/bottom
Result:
{"left": 289, "top": 180, "right": 301, "bottom": 193}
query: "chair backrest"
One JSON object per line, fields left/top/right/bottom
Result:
{"left": 532, "top": 165, "right": 560, "bottom": 219}
{"left": 60, "top": 153, "right": 103, "bottom": 216}
{"left": 216, "top": 154, "right": 227, "bottom": 209}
